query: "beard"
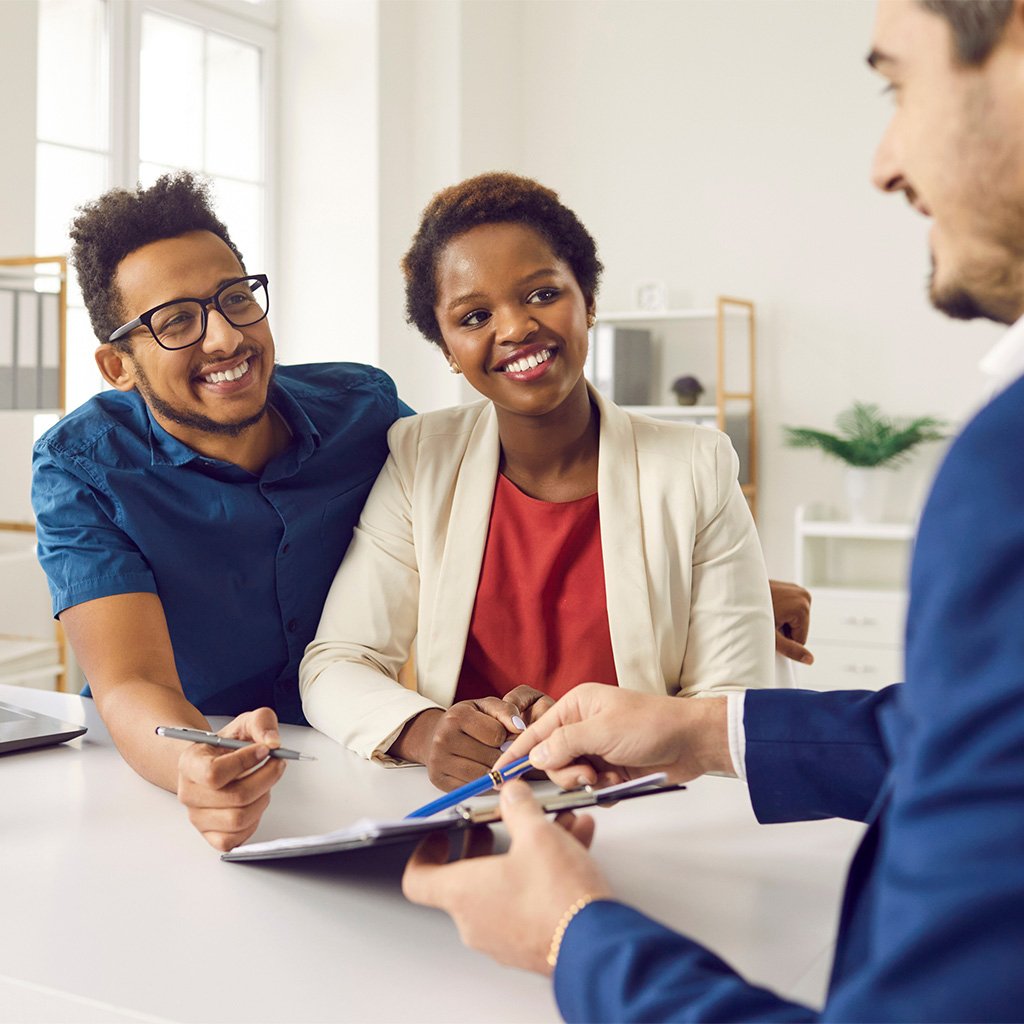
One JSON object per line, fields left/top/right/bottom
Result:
{"left": 131, "top": 353, "right": 273, "bottom": 438}
{"left": 928, "top": 251, "right": 1022, "bottom": 326}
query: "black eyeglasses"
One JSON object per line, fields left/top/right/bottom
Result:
{"left": 108, "top": 274, "right": 270, "bottom": 351}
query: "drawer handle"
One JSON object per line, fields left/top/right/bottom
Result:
{"left": 842, "top": 664, "right": 878, "bottom": 674}
{"left": 841, "top": 616, "right": 879, "bottom": 627}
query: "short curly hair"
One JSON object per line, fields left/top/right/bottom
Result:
{"left": 402, "top": 172, "right": 603, "bottom": 346}
{"left": 70, "top": 172, "right": 245, "bottom": 348}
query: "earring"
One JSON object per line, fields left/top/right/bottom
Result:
{"left": 449, "top": 363, "right": 462, "bottom": 375}
{"left": 586, "top": 312, "right": 596, "bottom": 328}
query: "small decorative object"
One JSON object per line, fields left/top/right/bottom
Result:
{"left": 634, "top": 280, "right": 668, "bottom": 312}
{"left": 670, "top": 374, "right": 704, "bottom": 406}
{"left": 784, "top": 402, "right": 946, "bottom": 522}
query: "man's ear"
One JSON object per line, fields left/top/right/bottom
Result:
{"left": 95, "top": 344, "right": 137, "bottom": 392}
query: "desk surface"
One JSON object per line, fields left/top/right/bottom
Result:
{"left": 0, "top": 684, "right": 864, "bottom": 1023}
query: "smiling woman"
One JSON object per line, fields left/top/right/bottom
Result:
{"left": 299, "top": 172, "right": 780, "bottom": 794}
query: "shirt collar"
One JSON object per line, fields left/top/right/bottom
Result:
{"left": 979, "top": 313, "right": 1024, "bottom": 396}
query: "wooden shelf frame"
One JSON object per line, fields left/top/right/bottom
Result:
{"left": 595, "top": 295, "right": 758, "bottom": 521}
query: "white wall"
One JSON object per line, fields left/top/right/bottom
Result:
{"left": 277, "top": 0, "right": 1002, "bottom": 575}
{"left": 496, "top": 0, "right": 1002, "bottom": 572}
{"left": 0, "top": 1, "right": 37, "bottom": 256}
{"left": 275, "top": 0, "right": 380, "bottom": 367}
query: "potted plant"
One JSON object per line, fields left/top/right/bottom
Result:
{"left": 670, "top": 375, "right": 704, "bottom": 406}
{"left": 784, "top": 402, "right": 945, "bottom": 522}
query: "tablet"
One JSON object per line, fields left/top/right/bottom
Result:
{"left": 0, "top": 698, "right": 87, "bottom": 754}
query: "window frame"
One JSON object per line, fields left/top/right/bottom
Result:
{"left": 114, "top": 0, "right": 278, "bottom": 289}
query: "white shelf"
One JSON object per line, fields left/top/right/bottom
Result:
{"left": 596, "top": 308, "right": 745, "bottom": 322}
{"left": 621, "top": 404, "right": 719, "bottom": 420}
{"left": 798, "top": 520, "right": 915, "bottom": 541}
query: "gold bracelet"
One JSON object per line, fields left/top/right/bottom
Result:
{"left": 546, "top": 894, "right": 595, "bottom": 969}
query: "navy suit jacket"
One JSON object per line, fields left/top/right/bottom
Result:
{"left": 555, "top": 374, "right": 1024, "bottom": 1022}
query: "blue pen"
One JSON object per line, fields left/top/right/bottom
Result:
{"left": 404, "top": 755, "right": 534, "bottom": 819}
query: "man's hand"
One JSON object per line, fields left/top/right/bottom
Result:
{"left": 769, "top": 579, "right": 814, "bottom": 664}
{"left": 403, "top": 780, "right": 612, "bottom": 974}
{"left": 496, "top": 685, "right": 733, "bottom": 790}
{"left": 176, "top": 707, "right": 286, "bottom": 851}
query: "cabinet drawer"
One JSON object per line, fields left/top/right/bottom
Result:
{"left": 809, "top": 592, "right": 907, "bottom": 647}
{"left": 795, "top": 641, "right": 903, "bottom": 692}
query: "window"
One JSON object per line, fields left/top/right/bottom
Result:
{"left": 35, "top": 0, "right": 276, "bottom": 412}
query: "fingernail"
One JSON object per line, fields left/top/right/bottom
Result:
{"left": 576, "top": 775, "right": 591, "bottom": 789}
{"left": 254, "top": 745, "right": 270, "bottom": 759}
{"left": 267, "top": 730, "right": 281, "bottom": 743}
{"left": 511, "top": 715, "right": 526, "bottom": 732}
{"left": 531, "top": 743, "right": 549, "bottom": 767}
{"left": 499, "top": 740, "right": 513, "bottom": 752}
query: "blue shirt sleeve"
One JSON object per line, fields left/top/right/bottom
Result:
{"left": 32, "top": 441, "right": 157, "bottom": 617}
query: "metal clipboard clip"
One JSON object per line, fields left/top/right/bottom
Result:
{"left": 453, "top": 772, "right": 686, "bottom": 825}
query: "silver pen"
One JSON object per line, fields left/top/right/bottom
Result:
{"left": 155, "top": 726, "right": 317, "bottom": 761}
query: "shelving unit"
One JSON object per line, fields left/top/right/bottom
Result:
{"left": 794, "top": 504, "right": 914, "bottom": 691}
{"left": 591, "top": 297, "right": 757, "bottom": 519}
{"left": 0, "top": 255, "right": 68, "bottom": 691}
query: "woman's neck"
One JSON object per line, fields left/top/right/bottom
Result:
{"left": 496, "top": 379, "right": 600, "bottom": 502}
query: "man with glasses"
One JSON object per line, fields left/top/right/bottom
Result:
{"left": 32, "top": 172, "right": 411, "bottom": 851}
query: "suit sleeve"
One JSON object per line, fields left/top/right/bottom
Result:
{"left": 555, "top": 901, "right": 816, "bottom": 1023}
{"left": 744, "top": 686, "right": 898, "bottom": 823}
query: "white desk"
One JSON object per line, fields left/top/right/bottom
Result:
{"left": 0, "top": 684, "right": 865, "bottom": 1023}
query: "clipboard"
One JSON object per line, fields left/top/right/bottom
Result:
{"left": 221, "top": 773, "right": 685, "bottom": 863}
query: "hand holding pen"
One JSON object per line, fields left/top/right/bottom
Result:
{"left": 411, "top": 686, "right": 550, "bottom": 793}
{"left": 169, "top": 707, "right": 296, "bottom": 853}
{"left": 156, "top": 726, "right": 316, "bottom": 760}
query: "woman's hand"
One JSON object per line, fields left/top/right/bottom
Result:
{"left": 424, "top": 697, "right": 526, "bottom": 790}
{"left": 502, "top": 684, "right": 555, "bottom": 725}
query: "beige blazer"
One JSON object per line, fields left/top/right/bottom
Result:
{"left": 300, "top": 387, "right": 775, "bottom": 762}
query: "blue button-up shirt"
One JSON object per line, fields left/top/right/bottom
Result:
{"left": 32, "top": 362, "right": 411, "bottom": 724}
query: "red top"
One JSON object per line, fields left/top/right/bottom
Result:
{"left": 455, "top": 473, "right": 619, "bottom": 703}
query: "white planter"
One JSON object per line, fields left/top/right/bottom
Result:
{"left": 844, "top": 466, "right": 888, "bottom": 523}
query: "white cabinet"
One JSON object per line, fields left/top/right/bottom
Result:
{"left": 0, "top": 531, "right": 63, "bottom": 690}
{"left": 794, "top": 505, "right": 914, "bottom": 691}
{"left": 590, "top": 297, "right": 758, "bottom": 519}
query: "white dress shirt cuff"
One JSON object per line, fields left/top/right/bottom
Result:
{"left": 726, "top": 691, "right": 748, "bottom": 782}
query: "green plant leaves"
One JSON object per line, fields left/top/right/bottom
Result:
{"left": 783, "top": 402, "right": 946, "bottom": 468}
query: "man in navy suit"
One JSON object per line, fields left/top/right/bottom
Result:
{"left": 402, "top": 2, "right": 1024, "bottom": 1019}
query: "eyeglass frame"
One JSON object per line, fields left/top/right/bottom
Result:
{"left": 107, "top": 273, "right": 271, "bottom": 351}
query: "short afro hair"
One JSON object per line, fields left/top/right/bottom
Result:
{"left": 402, "top": 171, "right": 603, "bottom": 346}
{"left": 70, "top": 171, "right": 244, "bottom": 348}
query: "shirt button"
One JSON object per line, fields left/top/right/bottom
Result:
{"left": 287, "top": 619, "right": 299, "bottom": 634}
{"left": 282, "top": 543, "right": 291, "bottom": 555}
